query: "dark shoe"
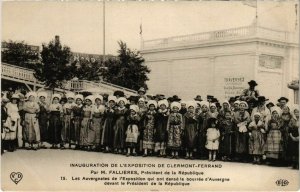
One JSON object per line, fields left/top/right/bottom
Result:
{"left": 185, "top": 156, "right": 189, "bottom": 159}
{"left": 142, "top": 154, "right": 147, "bottom": 157}
{"left": 126, "top": 153, "right": 130, "bottom": 157}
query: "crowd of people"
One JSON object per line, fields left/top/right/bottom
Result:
{"left": 1, "top": 80, "right": 299, "bottom": 169}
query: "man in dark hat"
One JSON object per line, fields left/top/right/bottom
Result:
{"left": 228, "top": 97, "right": 236, "bottom": 109}
{"left": 172, "top": 95, "right": 181, "bottom": 102}
{"left": 194, "top": 95, "right": 202, "bottom": 101}
{"left": 207, "top": 95, "right": 214, "bottom": 103}
{"left": 266, "top": 101, "right": 275, "bottom": 112}
{"left": 240, "top": 80, "right": 260, "bottom": 102}
{"left": 277, "top": 97, "right": 289, "bottom": 109}
{"left": 113, "top": 90, "right": 125, "bottom": 98}
{"left": 155, "top": 94, "right": 165, "bottom": 102}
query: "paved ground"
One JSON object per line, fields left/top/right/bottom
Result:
{"left": 1, "top": 148, "right": 299, "bottom": 191}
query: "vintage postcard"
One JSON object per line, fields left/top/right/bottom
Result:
{"left": 1, "top": 0, "right": 299, "bottom": 191}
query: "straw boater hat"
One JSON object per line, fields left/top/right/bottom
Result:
{"left": 75, "top": 94, "right": 84, "bottom": 101}
{"left": 158, "top": 99, "right": 169, "bottom": 107}
{"left": 170, "top": 101, "right": 181, "bottom": 110}
{"left": 52, "top": 93, "right": 61, "bottom": 101}
{"left": 94, "top": 95, "right": 103, "bottom": 102}
{"left": 108, "top": 95, "right": 117, "bottom": 103}
{"left": 117, "top": 97, "right": 128, "bottom": 104}
{"left": 66, "top": 92, "right": 75, "bottom": 99}
{"left": 85, "top": 95, "right": 94, "bottom": 104}
{"left": 38, "top": 92, "right": 48, "bottom": 99}
{"left": 129, "top": 105, "right": 139, "bottom": 113}
{"left": 147, "top": 100, "right": 158, "bottom": 108}
{"left": 11, "top": 94, "right": 20, "bottom": 101}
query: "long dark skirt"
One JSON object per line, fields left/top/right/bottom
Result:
{"left": 219, "top": 133, "right": 233, "bottom": 156}
{"left": 61, "top": 114, "right": 72, "bottom": 144}
{"left": 38, "top": 112, "right": 48, "bottom": 142}
{"left": 70, "top": 116, "right": 81, "bottom": 145}
{"left": 184, "top": 125, "right": 197, "bottom": 150}
{"left": 102, "top": 117, "right": 115, "bottom": 148}
{"left": 48, "top": 112, "right": 62, "bottom": 145}
{"left": 235, "top": 132, "right": 248, "bottom": 154}
{"left": 114, "top": 117, "right": 126, "bottom": 149}
{"left": 88, "top": 117, "right": 104, "bottom": 146}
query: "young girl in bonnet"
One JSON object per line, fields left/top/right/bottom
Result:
{"left": 205, "top": 117, "right": 220, "bottom": 161}
{"left": 126, "top": 105, "right": 140, "bottom": 156}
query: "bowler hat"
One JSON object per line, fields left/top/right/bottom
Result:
{"left": 248, "top": 80, "right": 258, "bottom": 86}
{"left": 257, "top": 96, "right": 269, "bottom": 103}
{"left": 172, "top": 95, "right": 181, "bottom": 102}
{"left": 229, "top": 97, "right": 236, "bottom": 103}
{"left": 194, "top": 95, "right": 203, "bottom": 101}
{"left": 277, "top": 97, "right": 289, "bottom": 103}
{"left": 266, "top": 102, "right": 275, "bottom": 108}
{"left": 114, "top": 90, "right": 125, "bottom": 97}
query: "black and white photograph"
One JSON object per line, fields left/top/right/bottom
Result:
{"left": 1, "top": 0, "right": 299, "bottom": 191}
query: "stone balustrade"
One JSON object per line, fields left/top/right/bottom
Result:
{"left": 141, "top": 25, "right": 297, "bottom": 50}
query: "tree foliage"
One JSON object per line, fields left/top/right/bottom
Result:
{"left": 1, "top": 40, "right": 39, "bottom": 69}
{"left": 72, "top": 59, "right": 105, "bottom": 81}
{"left": 102, "top": 41, "right": 150, "bottom": 91}
{"left": 35, "top": 37, "right": 76, "bottom": 90}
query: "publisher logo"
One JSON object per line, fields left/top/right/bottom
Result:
{"left": 10, "top": 172, "right": 23, "bottom": 185}
{"left": 276, "top": 179, "right": 289, "bottom": 187}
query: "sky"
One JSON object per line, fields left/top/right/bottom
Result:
{"left": 2, "top": 1, "right": 298, "bottom": 55}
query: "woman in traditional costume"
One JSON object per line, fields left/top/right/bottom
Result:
{"left": 154, "top": 99, "right": 169, "bottom": 157}
{"left": 23, "top": 92, "right": 40, "bottom": 150}
{"left": 142, "top": 100, "right": 157, "bottom": 157}
{"left": 61, "top": 92, "right": 76, "bottom": 149}
{"left": 48, "top": 94, "right": 63, "bottom": 149}
{"left": 113, "top": 97, "right": 128, "bottom": 154}
{"left": 102, "top": 96, "right": 117, "bottom": 153}
{"left": 183, "top": 101, "right": 199, "bottom": 159}
{"left": 88, "top": 95, "right": 105, "bottom": 151}
{"left": 80, "top": 95, "right": 94, "bottom": 151}
{"left": 72, "top": 94, "right": 84, "bottom": 149}
{"left": 37, "top": 92, "right": 49, "bottom": 149}
{"left": 167, "top": 101, "right": 183, "bottom": 159}
{"left": 233, "top": 101, "right": 251, "bottom": 162}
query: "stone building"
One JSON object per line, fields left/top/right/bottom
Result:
{"left": 140, "top": 24, "right": 299, "bottom": 103}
